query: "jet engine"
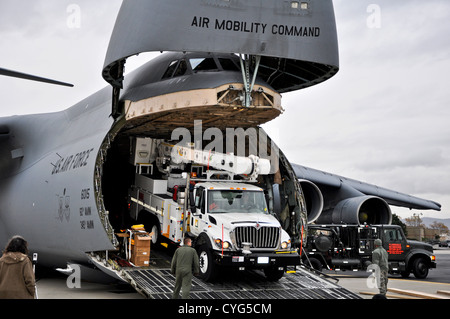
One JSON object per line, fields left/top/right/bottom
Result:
{"left": 298, "top": 180, "right": 324, "bottom": 224}
{"left": 316, "top": 195, "right": 392, "bottom": 225}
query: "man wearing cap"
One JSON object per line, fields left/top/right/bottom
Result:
{"left": 372, "top": 238, "right": 389, "bottom": 296}
{"left": 171, "top": 237, "right": 199, "bottom": 299}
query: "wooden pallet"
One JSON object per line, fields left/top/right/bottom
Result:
{"left": 387, "top": 288, "right": 450, "bottom": 299}
{"left": 436, "top": 290, "right": 450, "bottom": 296}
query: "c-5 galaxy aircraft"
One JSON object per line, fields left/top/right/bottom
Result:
{"left": 0, "top": 0, "right": 440, "bottom": 282}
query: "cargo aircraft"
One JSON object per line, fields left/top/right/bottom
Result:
{"left": 0, "top": 0, "right": 440, "bottom": 281}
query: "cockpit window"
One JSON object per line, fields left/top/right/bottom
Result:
{"left": 218, "top": 58, "right": 240, "bottom": 71}
{"left": 162, "top": 60, "right": 188, "bottom": 79}
{"left": 190, "top": 58, "right": 218, "bottom": 72}
{"left": 173, "top": 60, "right": 187, "bottom": 77}
{"left": 162, "top": 61, "right": 178, "bottom": 79}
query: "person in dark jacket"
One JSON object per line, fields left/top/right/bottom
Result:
{"left": 0, "top": 236, "right": 36, "bottom": 299}
{"left": 171, "top": 237, "right": 200, "bottom": 299}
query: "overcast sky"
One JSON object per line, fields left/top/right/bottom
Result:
{"left": 1, "top": 0, "right": 449, "bottom": 220}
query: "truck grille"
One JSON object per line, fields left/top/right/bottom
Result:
{"left": 234, "top": 226, "right": 280, "bottom": 249}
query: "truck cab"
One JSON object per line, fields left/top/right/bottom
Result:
{"left": 188, "top": 182, "right": 299, "bottom": 281}
{"left": 379, "top": 225, "right": 436, "bottom": 279}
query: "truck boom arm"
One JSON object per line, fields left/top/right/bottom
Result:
{"left": 167, "top": 143, "right": 271, "bottom": 180}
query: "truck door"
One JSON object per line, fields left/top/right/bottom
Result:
{"left": 382, "top": 227, "right": 407, "bottom": 262}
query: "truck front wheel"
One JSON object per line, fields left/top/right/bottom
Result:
{"left": 197, "top": 244, "right": 218, "bottom": 282}
{"left": 412, "top": 257, "right": 429, "bottom": 279}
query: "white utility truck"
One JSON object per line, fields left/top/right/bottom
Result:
{"left": 128, "top": 138, "right": 300, "bottom": 281}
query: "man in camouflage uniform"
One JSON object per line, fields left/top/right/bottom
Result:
{"left": 372, "top": 238, "right": 389, "bottom": 296}
{"left": 171, "top": 237, "right": 200, "bottom": 299}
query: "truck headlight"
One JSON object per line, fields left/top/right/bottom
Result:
{"left": 281, "top": 240, "right": 291, "bottom": 249}
{"left": 214, "top": 238, "right": 231, "bottom": 249}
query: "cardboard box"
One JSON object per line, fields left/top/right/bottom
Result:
{"left": 131, "top": 254, "right": 150, "bottom": 267}
{"left": 133, "top": 246, "right": 150, "bottom": 256}
{"left": 129, "top": 231, "right": 153, "bottom": 266}
{"left": 127, "top": 231, "right": 153, "bottom": 266}
{"left": 131, "top": 232, "right": 152, "bottom": 248}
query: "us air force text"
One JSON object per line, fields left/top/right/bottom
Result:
{"left": 191, "top": 16, "right": 321, "bottom": 37}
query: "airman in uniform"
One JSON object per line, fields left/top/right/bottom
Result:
{"left": 372, "top": 238, "right": 389, "bottom": 296}
{"left": 171, "top": 237, "right": 200, "bottom": 299}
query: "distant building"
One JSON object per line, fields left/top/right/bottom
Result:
{"left": 406, "top": 226, "right": 440, "bottom": 241}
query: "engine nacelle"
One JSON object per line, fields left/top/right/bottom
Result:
{"left": 317, "top": 195, "right": 392, "bottom": 225}
{"left": 298, "top": 180, "right": 324, "bottom": 224}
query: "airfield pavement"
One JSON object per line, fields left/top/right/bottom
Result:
{"left": 33, "top": 249, "right": 450, "bottom": 300}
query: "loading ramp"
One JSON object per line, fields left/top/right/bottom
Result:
{"left": 89, "top": 248, "right": 360, "bottom": 299}
{"left": 123, "top": 266, "right": 361, "bottom": 299}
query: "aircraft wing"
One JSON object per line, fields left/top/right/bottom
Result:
{"left": 293, "top": 163, "right": 441, "bottom": 211}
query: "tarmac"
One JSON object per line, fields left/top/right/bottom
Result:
{"left": 34, "top": 250, "right": 450, "bottom": 300}
{"left": 331, "top": 249, "right": 450, "bottom": 299}
{"left": 35, "top": 272, "right": 450, "bottom": 300}
{"left": 330, "top": 274, "right": 450, "bottom": 299}
{"left": 34, "top": 270, "right": 450, "bottom": 300}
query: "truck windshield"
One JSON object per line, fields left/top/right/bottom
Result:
{"left": 207, "top": 190, "right": 268, "bottom": 214}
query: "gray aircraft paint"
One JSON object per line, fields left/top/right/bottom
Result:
{"left": 0, "top": 87, "right": 115, "bottom": 266}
